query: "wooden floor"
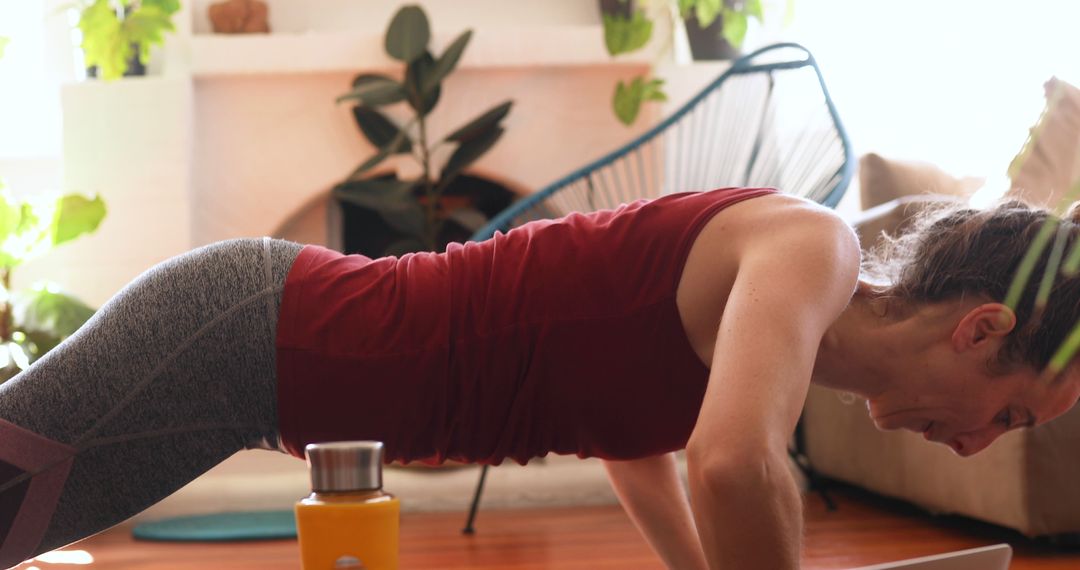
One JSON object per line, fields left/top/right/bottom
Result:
{"left": 15, "top": 483, "right": 1080, "bottom": 569}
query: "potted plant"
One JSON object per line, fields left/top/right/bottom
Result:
{"left": 73, "top": 0, "right": 181, "bottom": 80}
{"left": 333, "top": 4, "right": 514, "bottom": 258}
{"left": 602, "top": 0, "right": 791, "bottom": 125}
{"left": 0, "top": 185, "right": 107, "bottom": 382}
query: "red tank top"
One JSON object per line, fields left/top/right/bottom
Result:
{"left": 276, "top": 187, "right": 778, "bottom": 465}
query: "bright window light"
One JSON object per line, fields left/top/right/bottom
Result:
{"left": 784, "top": 0, "right": 1080, "bottom": 190}
{"left": 0, "top": 0, "right": 62, "bottom": 159}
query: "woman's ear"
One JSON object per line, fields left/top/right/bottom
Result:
{"left": 952, "top": 303, "right": 1017, "bottom": 350}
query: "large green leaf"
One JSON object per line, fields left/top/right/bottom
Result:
{"left": 602, "top": 11, "right": 652, "bottom": 56}
{"left": 337, "top": 75, "right": 407, "bottom": 106}
{"left": 352, "top": 107, "right": 412, "bottom": 152}
{"left": 442, "top": 126, "right": 504, "bottom": 184}
{"left": 404, "top": 52, "right": 440, "bottom": 116}
{"left": 347, "top": 131, "right": 410, "bottom": 180}
{"left": 385, "top": 5, "right": 430, "bottom": 64}
{"left": 694, "top": 0, "right": 724, "bottom": 28}
{"left": 79, "top": 0, "right": 128, "bottom": 81}
{"left": 421, "top": 30, "right": 472, "bottom": 93}
{"left": 0, "top": 190, "right": 22, "bottom": 250}
{"left": 124, "top": 3, "right": 175, "bottom": 64}
{"left": 142, "top": 0, "right": 182, "bottom": 15}
{"left": 334, "top": 177, "right": 426, "bottom": 237}
{"left": 613, "top": 76, "right": 667, "bottom": 125}
{"left": 445, "top": 101, "right": 513, "bottom": 143}
{"left": 52, "top": 194, "right": 107, "bottom": 247}
{"left": 746, "top": 0, "right": 765, "bottom": 22}
{"left": 13, "top": 285, "right": 95, "bottom": 356}
{"left": 721, "top": 8, "right": 749, "bottom": 48}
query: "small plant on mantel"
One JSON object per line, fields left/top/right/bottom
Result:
{"left": 72, "top": 0, "right": 181, "bottom": 80}
{"left": 0, "top": 185, "right": 107, "bottom": 383}
{"left": 334, "top": 4, "right": 513, "bottom": 257}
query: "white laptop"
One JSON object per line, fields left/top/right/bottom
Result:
{"left": 849, "top": 543, "right": 1012, "bottom": 570}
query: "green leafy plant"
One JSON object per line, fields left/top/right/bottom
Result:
{"left": 0, "top": 185, "right": 107, "bottom": 382}
{"left": 74, "top": 0, "right": 180, "bottom": 80}
{"left": 604, "top": 0, "right": 782, "bottom": 125}
{"left": 333, "top": 5, "right": 513, "bottom": 257}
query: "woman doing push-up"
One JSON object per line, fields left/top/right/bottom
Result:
{"left": 0, "top": 186, "right": 1077, "bottom": 569}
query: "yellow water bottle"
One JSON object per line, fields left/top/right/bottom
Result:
{"left": 295, "top": 441, "right": 400, "bottom": 570}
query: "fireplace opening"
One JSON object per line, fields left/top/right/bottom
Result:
{"left": 339, "top": 172, "right": 518, "bottom": 258}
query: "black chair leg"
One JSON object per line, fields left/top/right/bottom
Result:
{"left": 790, "top": 415, "right": 836, "bottom": 512}
{"left": 462, "top": 464, "right": 489, "bottom": 535}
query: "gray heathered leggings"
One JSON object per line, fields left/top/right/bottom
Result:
{"left": 0, "top": 237, "right": 303, "bottom": 567}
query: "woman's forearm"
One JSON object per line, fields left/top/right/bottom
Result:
{"left": 603, "top": 453, "right": 709, "bottom": 570}
{"left": 687, "top": 451, "right": 802, "bottom": 569}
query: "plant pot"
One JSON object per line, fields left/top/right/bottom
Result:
{"left": 684, "top": 13, "right": 741, "bottom": 60}
{"left": 86, "top": 42, "right": 147, "bottom": 79}
{"left": 337, "top": 172, "right": 518, "bottom": 258}
{"left": 598, "top": 0, "right": 634, "bottom": 18}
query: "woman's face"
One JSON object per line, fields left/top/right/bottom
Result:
{"left": 866, "top": 357, "right": 1080, "bottom": 457}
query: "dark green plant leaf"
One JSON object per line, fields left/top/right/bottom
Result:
{"left": 694, "top": 0, "right": 723, "bottom": 28}
{"left": 613, "top": 76, "right": 667, "bottom": 125}
{"left": 422, "top": 30, "right": 472, "bottom": 94}
{"left": 352, "top": 107, "right": 412, "bottom": 152}
{"left": 721, "top": 8, "right": 749, "bottom": 47}
{"left": 337, "top": 75, "right": 407, "bottom": 106}
{"left": 445, "top": 207, "right": 488, "bottom": 233}
{"left": 52, "top": 194, "right": 106, "bottom": 247}
{"left": 445, "top": 101, "right": 513, "bottom": 143}
{"left": 13, "top": 285, "right": 95, "bottom": 354}
{"left": 334, "top": 178, "right": 426, "bottom": 237}
{"left": 602, "top": 11, "right": 652, "bottom": 56}
{"left": 385, "top": 5, "right": 430, "bottom": 64}
{"left": 404, "top": 52, "right": 440, "bottom": 116}
{"left": 442, "top": 126, "right": 505, "bottom": 183}
{"left": 384, "top": 238, "right": 428, "bottom": 257}
{"left": 347, "top": 131, "right": 410, "bottom": 179}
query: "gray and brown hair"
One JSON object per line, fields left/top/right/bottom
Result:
{"left": 862, "top": 199, "right": 1080, "bottom": 374}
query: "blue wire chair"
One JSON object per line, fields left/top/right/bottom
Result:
{"left": 461, "top": 42, "right": 854, "bottom": 533}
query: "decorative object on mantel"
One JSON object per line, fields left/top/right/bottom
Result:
{"left": 333, "top": 4, "right": 514, "bottom": 259}
{"left": 74, "top": 0, "right": 181, "bottom": 80}
{"left": 0, "top": 185, "right": 107, "bottom": 383}
{"left": 208, "top": 0, "right": 270, "bottom": 34}
{"left": 601, "top": 0, "right": 793, "bottom": 125}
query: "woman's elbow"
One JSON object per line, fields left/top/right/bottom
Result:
{"left": 685, "top": 440, "right": 785, "bottom": 490}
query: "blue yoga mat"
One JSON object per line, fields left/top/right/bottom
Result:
{"left": 132, "top": 510, "right": 297, "bottom": 542}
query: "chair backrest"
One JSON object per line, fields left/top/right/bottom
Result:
{"left": 470, "top": 42, "right": 854, "bottom": 242}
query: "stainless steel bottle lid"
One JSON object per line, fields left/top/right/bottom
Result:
{"left": 305, "top": 441, "right": 384, "bottom": 492}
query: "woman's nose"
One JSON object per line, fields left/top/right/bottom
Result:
{"left": 950, "top": 426, "right": 1006, "bottom": 457}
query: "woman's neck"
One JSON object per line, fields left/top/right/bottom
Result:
{"left": 811, "top": 284, "right": 901, "bottom": 399}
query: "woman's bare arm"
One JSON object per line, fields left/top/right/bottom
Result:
{"left": 602, "top": 452, "right": 709, "bottom": 570}
{"left": 684, "top": 209, "right": 860, "bottom": 569}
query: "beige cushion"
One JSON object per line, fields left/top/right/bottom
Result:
{"left": 848, "top": 194, "right": 964, "bottom": 251}
{"left": 1007, "top": 77, "right": 1080, "bottom": 208}
{"left": 859, "top": 153, "right": 984, "bottom": 210}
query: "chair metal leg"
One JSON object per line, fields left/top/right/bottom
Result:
{"left": 462, "top": 464, "right": 489, "bottom": 535}
{"left": 790, "top": 416, "right": 836, "bottom": 512}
